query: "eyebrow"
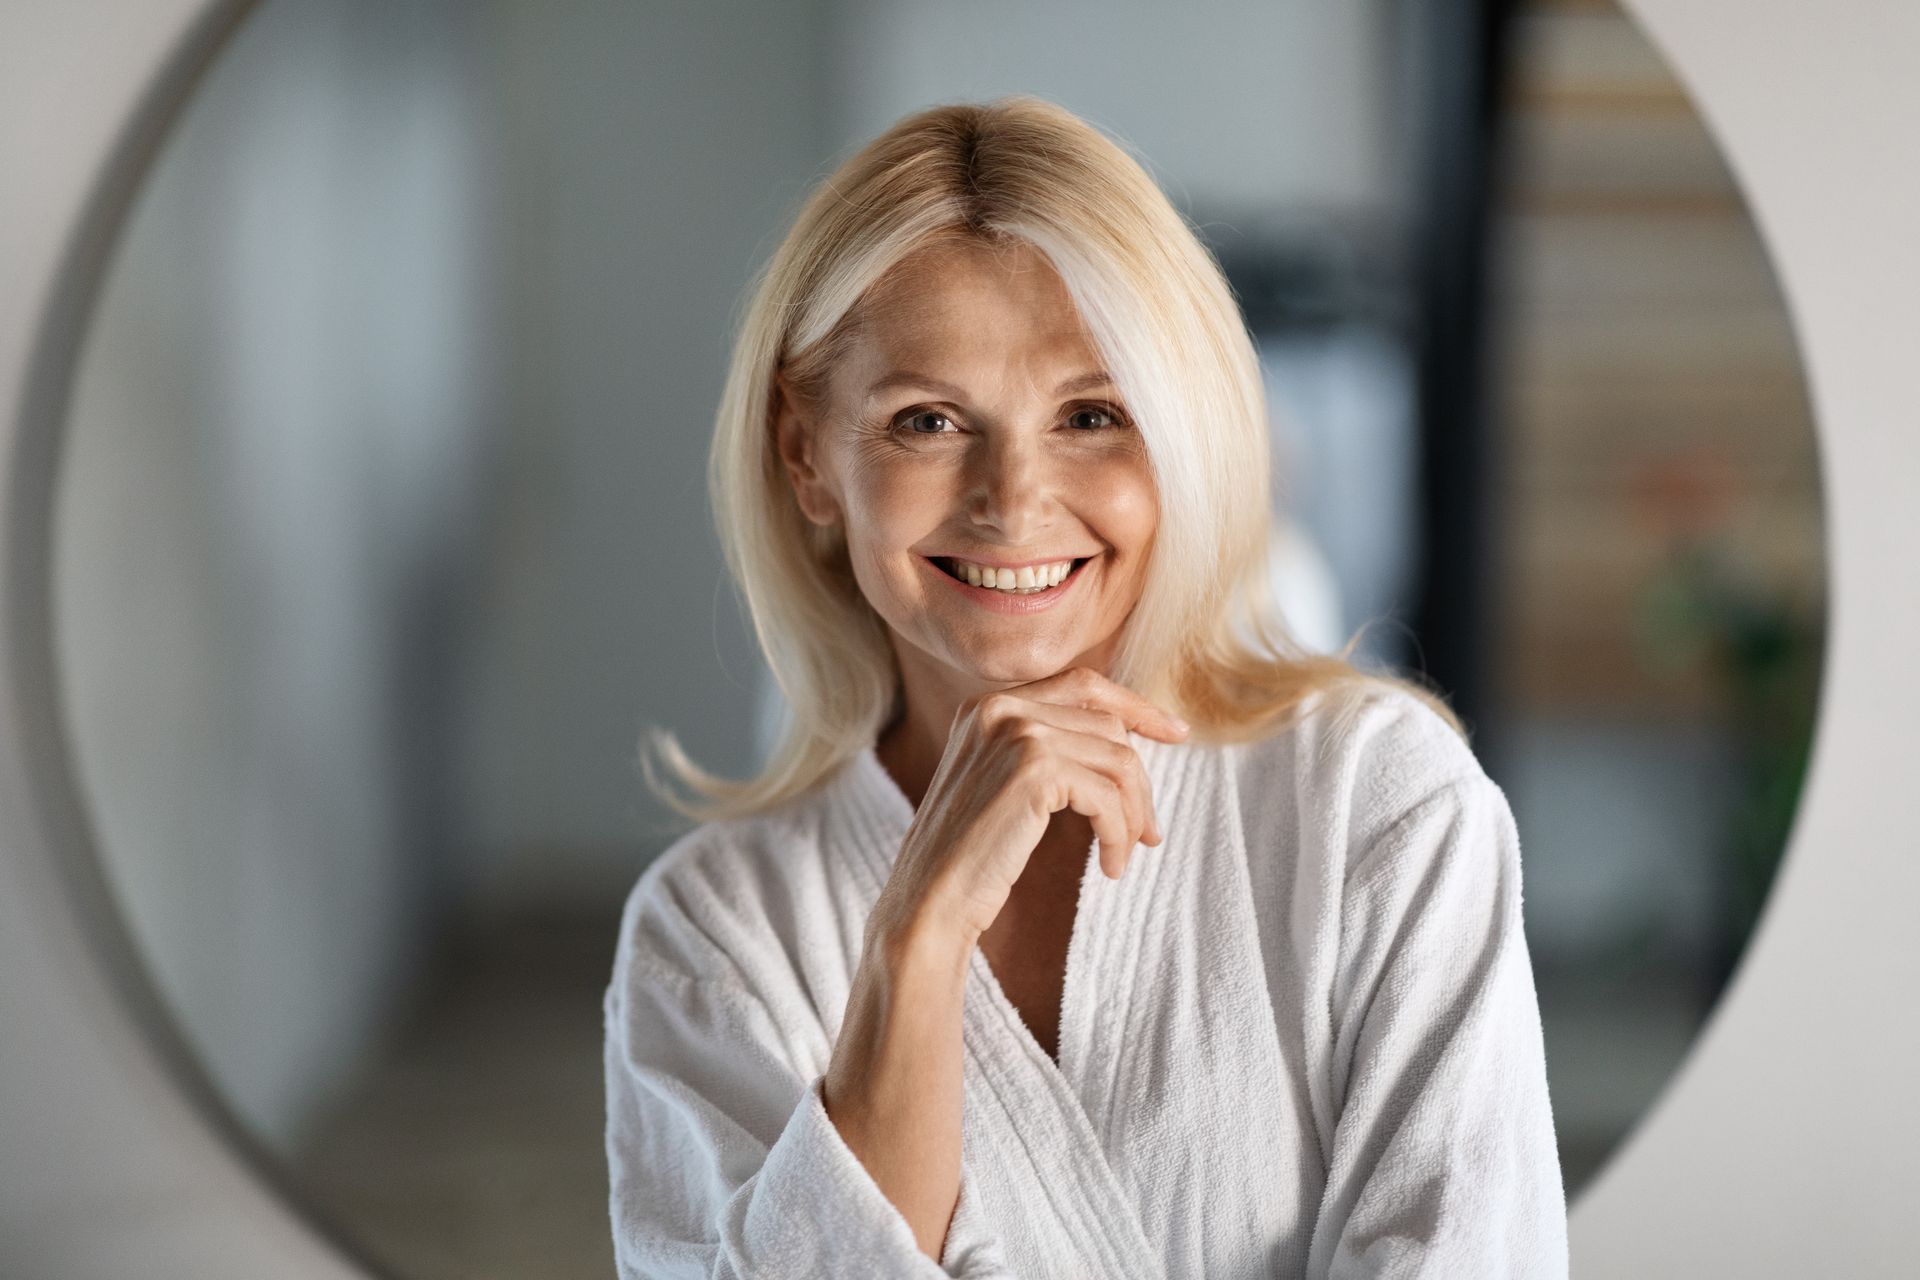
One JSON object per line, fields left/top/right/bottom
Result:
{"left": 863, "top": 369, "right": 1116, "bottom": 401}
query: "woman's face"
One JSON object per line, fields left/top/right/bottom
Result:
{"left": 777, "top": 237, "right": 1159, "bottom": 699}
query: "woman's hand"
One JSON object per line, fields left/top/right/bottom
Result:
{"left": 871, "top": 665, "right": 1191, "bottom": 948}
{"left": 823, "top": 667, "right": 1186, "bottom": 1260}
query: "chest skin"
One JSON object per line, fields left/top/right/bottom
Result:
{"left": 974, "top": 812, "right": 1097, "bottom": 1065}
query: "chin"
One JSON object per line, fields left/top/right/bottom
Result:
{"left": 975, "top": 644, "right": 1098, "bottom": 687}
{"left": 952, "top": 649, "right": 1073, "bottom": 686}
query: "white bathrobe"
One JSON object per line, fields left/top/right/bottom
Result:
{"left": 603, "top": 686, "right": 1570, "bottom": 1278}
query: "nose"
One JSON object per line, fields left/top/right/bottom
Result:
{"left": 965, "top": 429, "right": 1057, "bottom": 544}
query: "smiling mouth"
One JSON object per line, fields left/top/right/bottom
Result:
{"left": 932, "top": 555, "right": 1092, "bottom": 594}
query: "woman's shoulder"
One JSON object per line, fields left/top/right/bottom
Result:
{"left": 1228, "top": 678, "right": 1491, "bottom": 857}
{"left": 610, "top": 799, "right": 824, "bottom": 999}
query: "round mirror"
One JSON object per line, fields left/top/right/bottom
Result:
{"left": 48, "top": 0, "right": 1822, "bottom": 1274}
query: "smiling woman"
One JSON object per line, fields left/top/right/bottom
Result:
{"left": 640, "top": 98, "right": 1461, "bottom": 824}
{"left": 608, "top": 95, "right": 1570, "bottom": 1279}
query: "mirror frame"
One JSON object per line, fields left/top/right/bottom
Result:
{"left": 0, "top": 4, "right": 386, "bottom": 1275}
{"left": 1, "top": 0, "right": 1912, "bottom": 1274}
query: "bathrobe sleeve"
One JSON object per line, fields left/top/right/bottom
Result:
{"left": 604, "top": 900, "right": 1016, "bottom": 1279}
{"left": 1309, "top": 774, "right": 1571, "bottom": 1279}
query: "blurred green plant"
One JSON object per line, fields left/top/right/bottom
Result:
{"left": 1633, "top": 531, "right": 1824, "bottom": 992}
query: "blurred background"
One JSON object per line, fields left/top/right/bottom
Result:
{"left": 49, "top": 0, "right": 1823, "bottom": 1275}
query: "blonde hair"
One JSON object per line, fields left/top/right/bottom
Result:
{"left": 640, "top": 95, "right": 1464, "bottom": 825}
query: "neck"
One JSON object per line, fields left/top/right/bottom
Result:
{"left": 872, "top": 677, "right": 955, "bottom": 813}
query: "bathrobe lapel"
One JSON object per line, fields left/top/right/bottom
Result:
{"left": 1081, "top": 735, "right": 1305, "bottom": 1272}
{"left": 838, "top": 733, "right": 1298, "bottom": 1277}
{"left": 842, "top": 743, "right": 1164, "bottom": 1279}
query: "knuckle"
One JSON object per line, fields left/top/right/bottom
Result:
{"left": 975, "top": 691, "right": 1015, "bottom": 723}
{"left": 1007, "top": 716, "right": 1046, "bottom": 746}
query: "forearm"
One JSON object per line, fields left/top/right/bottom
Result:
{"left": 823, "top": 905, "right": 974, "bottom": 1262}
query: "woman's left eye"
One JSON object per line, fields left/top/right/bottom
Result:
{"left": 1066, "top": 404, "right": 1125, "bottom": 431}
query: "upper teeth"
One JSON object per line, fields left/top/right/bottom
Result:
{"left": 949, "top": 558, "right": 1076, "bottom": 591}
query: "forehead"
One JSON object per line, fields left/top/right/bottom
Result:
{"left": 842, "top": 238, "right": 1102, "bottom": 382}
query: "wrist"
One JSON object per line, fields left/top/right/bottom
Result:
{"left": 831, "top": 897, "right": 971, "bottom": 1118}
{"left": 866, "top": 890, "right": 978, "bottom": 979}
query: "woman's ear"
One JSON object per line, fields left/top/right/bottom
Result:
{"left": 773, "top": 372, "right": 840, "bottom": 528}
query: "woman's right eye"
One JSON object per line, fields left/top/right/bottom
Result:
{"left": 895, "top": 408, "right": 957, "bottom": 435}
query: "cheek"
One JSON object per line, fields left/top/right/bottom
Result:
{"left": 838, "top": 458, "right": 953, "bottom": 569}
{"left": 837, "top": 460, "right": 948, "bottom": 602}
{"left": 1082, "top": 457, "right": 1159, "bottom": 555}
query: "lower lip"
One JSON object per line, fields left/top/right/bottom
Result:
{"left": 922, "top": 556, "right": 1092, "bottom": 614}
